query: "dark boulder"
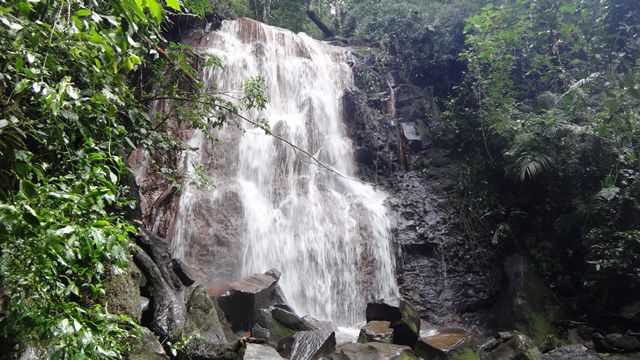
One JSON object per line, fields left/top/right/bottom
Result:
{"left": 252, "top": 308, "right": 298, "bottom": 346}
{"left": 132, "top": 246, "right": 187, "bottom": 338}
{"left": 328, "top": 342, "right": 418, "bottom": 360}
{"left": 539, "top": 345, "right": 601, "bottom": 360}
{"left": 270, "top": 306, "right": 313, "bottom": 331}
{"left": 604, "top": 334, "right": 640, "bottom": 352}
{"left": 138, "top": 230, "right": 183, "bottom": 290}
{"left": 208, "top": 269, "right": 287, "bottom": 332}
{"left": 365, "top": 298, "right": 420, "bottom": 346}
{"left": 288, "top": 330, "right": 336, "bottom": 360}
{"left": 172, "top": 258, "right": 196, "bottom": 287}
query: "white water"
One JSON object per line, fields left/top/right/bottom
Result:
{"left": 172, "top": 18, "right": 398, "bottom": 325}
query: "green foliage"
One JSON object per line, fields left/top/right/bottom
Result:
{"left": 342, "top": 0, "right": 483, "bottom": 90}
{"left": 1, "top": 147, "right": 137, "bottom": 357}
{"left": 0, "top": 0, "right": 267, "bottom": 357}
{"left": 457, "top": 0, "right": 640, "bottom": 310}
{"left": 232, "top": 0, "right": 330, "bottom": 37}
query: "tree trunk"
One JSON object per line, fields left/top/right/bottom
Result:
{"left": 307, "top": 0, "right": 335, "bottom": 38}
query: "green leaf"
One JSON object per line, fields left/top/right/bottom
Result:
{"left": 76, "top": 9, "right": 91, "bottom": 17}
{"left": 54, "top": 225, "right": 76, "bottom": 236}
{"left": 15, "top": 79, "right": 29, "bottom": 94}
{"left": 166, "top": 0, "right": 181, "bottom": 11}
{"left": 22, "top": 205, "right": 40, "bottom": 226}
{"left": 19, "top": 179, "right": 38, "bottom": 198}
{"left": 144, "top": 0, "right": 163, "bottom": 23}
{"left": 93, "top": 220, "right": 110, "bottom": 228}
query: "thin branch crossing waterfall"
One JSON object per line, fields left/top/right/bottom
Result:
{"left": 171, "top": 18, "right": 398, "bottom": 325}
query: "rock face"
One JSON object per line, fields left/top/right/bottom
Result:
{"left": 365, "top": 299, "right": 420, "bottom": 346}
{"left": 208, "top": 269, "right": 287, "bottom": 332}
{"left": 344, "top": 55, "right": 501, "bottom": 328}
{"left": 329, "top": 342, "right": 418, "bottom": 360}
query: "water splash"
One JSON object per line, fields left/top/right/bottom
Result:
{"left": 172, "top": 18, "right": 398, "bottom": 325}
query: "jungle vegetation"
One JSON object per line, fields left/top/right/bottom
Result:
{"left": 0, "top": 0, "right": 638, "bottom": 357}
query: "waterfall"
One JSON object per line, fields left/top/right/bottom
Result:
{"left": 171, "top": 18, "right": 398, "bottom": 325}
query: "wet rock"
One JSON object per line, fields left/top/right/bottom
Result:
{"left": 129, "top": 327, "right": 169, "bottom": 360}
{"left": 342, "top": 89, "right": 399, "bottom": 173}
{"left": 328, "top": 342, "right": 418, "bottom": 360}
{"left": 421, "top": 328, "right": 474, "bottom": 351}
{"left": 172, "top": 258, "right": 196, "bottom": 287}
{"left": 539, "top": 344, "right": 601, "bottom": 360}
{"left": 388, "top": 171, "right": 500, "bottom": 328}
{"left": 271, "top": 306, "right": 312, "bottom": 331}
{"left": 301, "top": 315, "right": 333, "bottom": 331}
{"left": 253, "top": 308, "right": 298, "bottom": 345}
{"left": 289, "top": 330, "right": 336, "bottom": 360}
{"left": 132, "top": 246, "right": 187, "bottom": 338}
{"left": 495, "top": 254, "right": 558, "bottom": 343}
{"left": 358, "top": 321, "right": 394, "bottom": 344}
{"left": 208, "top": 269, "right": 287, "bottom": 332}
{"left": 365, "top": 298, "right": 420, "bottom": 346}
{"left": 138, "top": 230, "right": 183, "bottom": 290}
{"left": 415, "top": 328, "right": 475, "bottom": 359}
{"left": 243, "top": 343, "right": 284, "bottom": 360}
{"left": 481, "top": 333, "right": 542, "bottom": 360}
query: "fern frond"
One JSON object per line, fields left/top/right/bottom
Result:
{"left": 514, "top": 150, "right": 554, "bottom": 181}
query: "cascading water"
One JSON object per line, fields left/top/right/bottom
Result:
{"left": 171, "top": 18, "right": 398, "bottom": 325}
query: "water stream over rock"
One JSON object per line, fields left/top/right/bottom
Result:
{"left": 171, "top": 18, "right": 398, "bottom": 325}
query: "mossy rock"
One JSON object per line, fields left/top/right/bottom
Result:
{"left": 496, "top": 254, "right": 559, "bottom": 345}
{"left": 128, "top": 327, "right": 169, "bottom": 360}
{"left": 486, "top": 333, "right": 542, "bottom": 360}
{"left": 450, "top": 348, "right": 480, "bottom": 360}
{"left": 101, "top": 253, "right": 143, "bottom": 322}
{"left": 515, "top": 272, "right": 558, "bottom": 343}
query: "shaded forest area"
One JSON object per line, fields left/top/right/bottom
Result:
{"left": 1, "top": 0, "right": 639, "bottom": 358}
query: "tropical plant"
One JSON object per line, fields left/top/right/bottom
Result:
{"left": 0, "top": 0, "right": 266, "bottom": 357}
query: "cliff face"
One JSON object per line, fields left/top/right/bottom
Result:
{"left": 343, "top": 50, "right": 501, "bottom": 330}
{"left": 131, "top": 19, "right": 501, "bottom": 330}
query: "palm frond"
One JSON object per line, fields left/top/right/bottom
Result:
{"left": 513, "top": 150, "right": 554, "bottom": 181}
